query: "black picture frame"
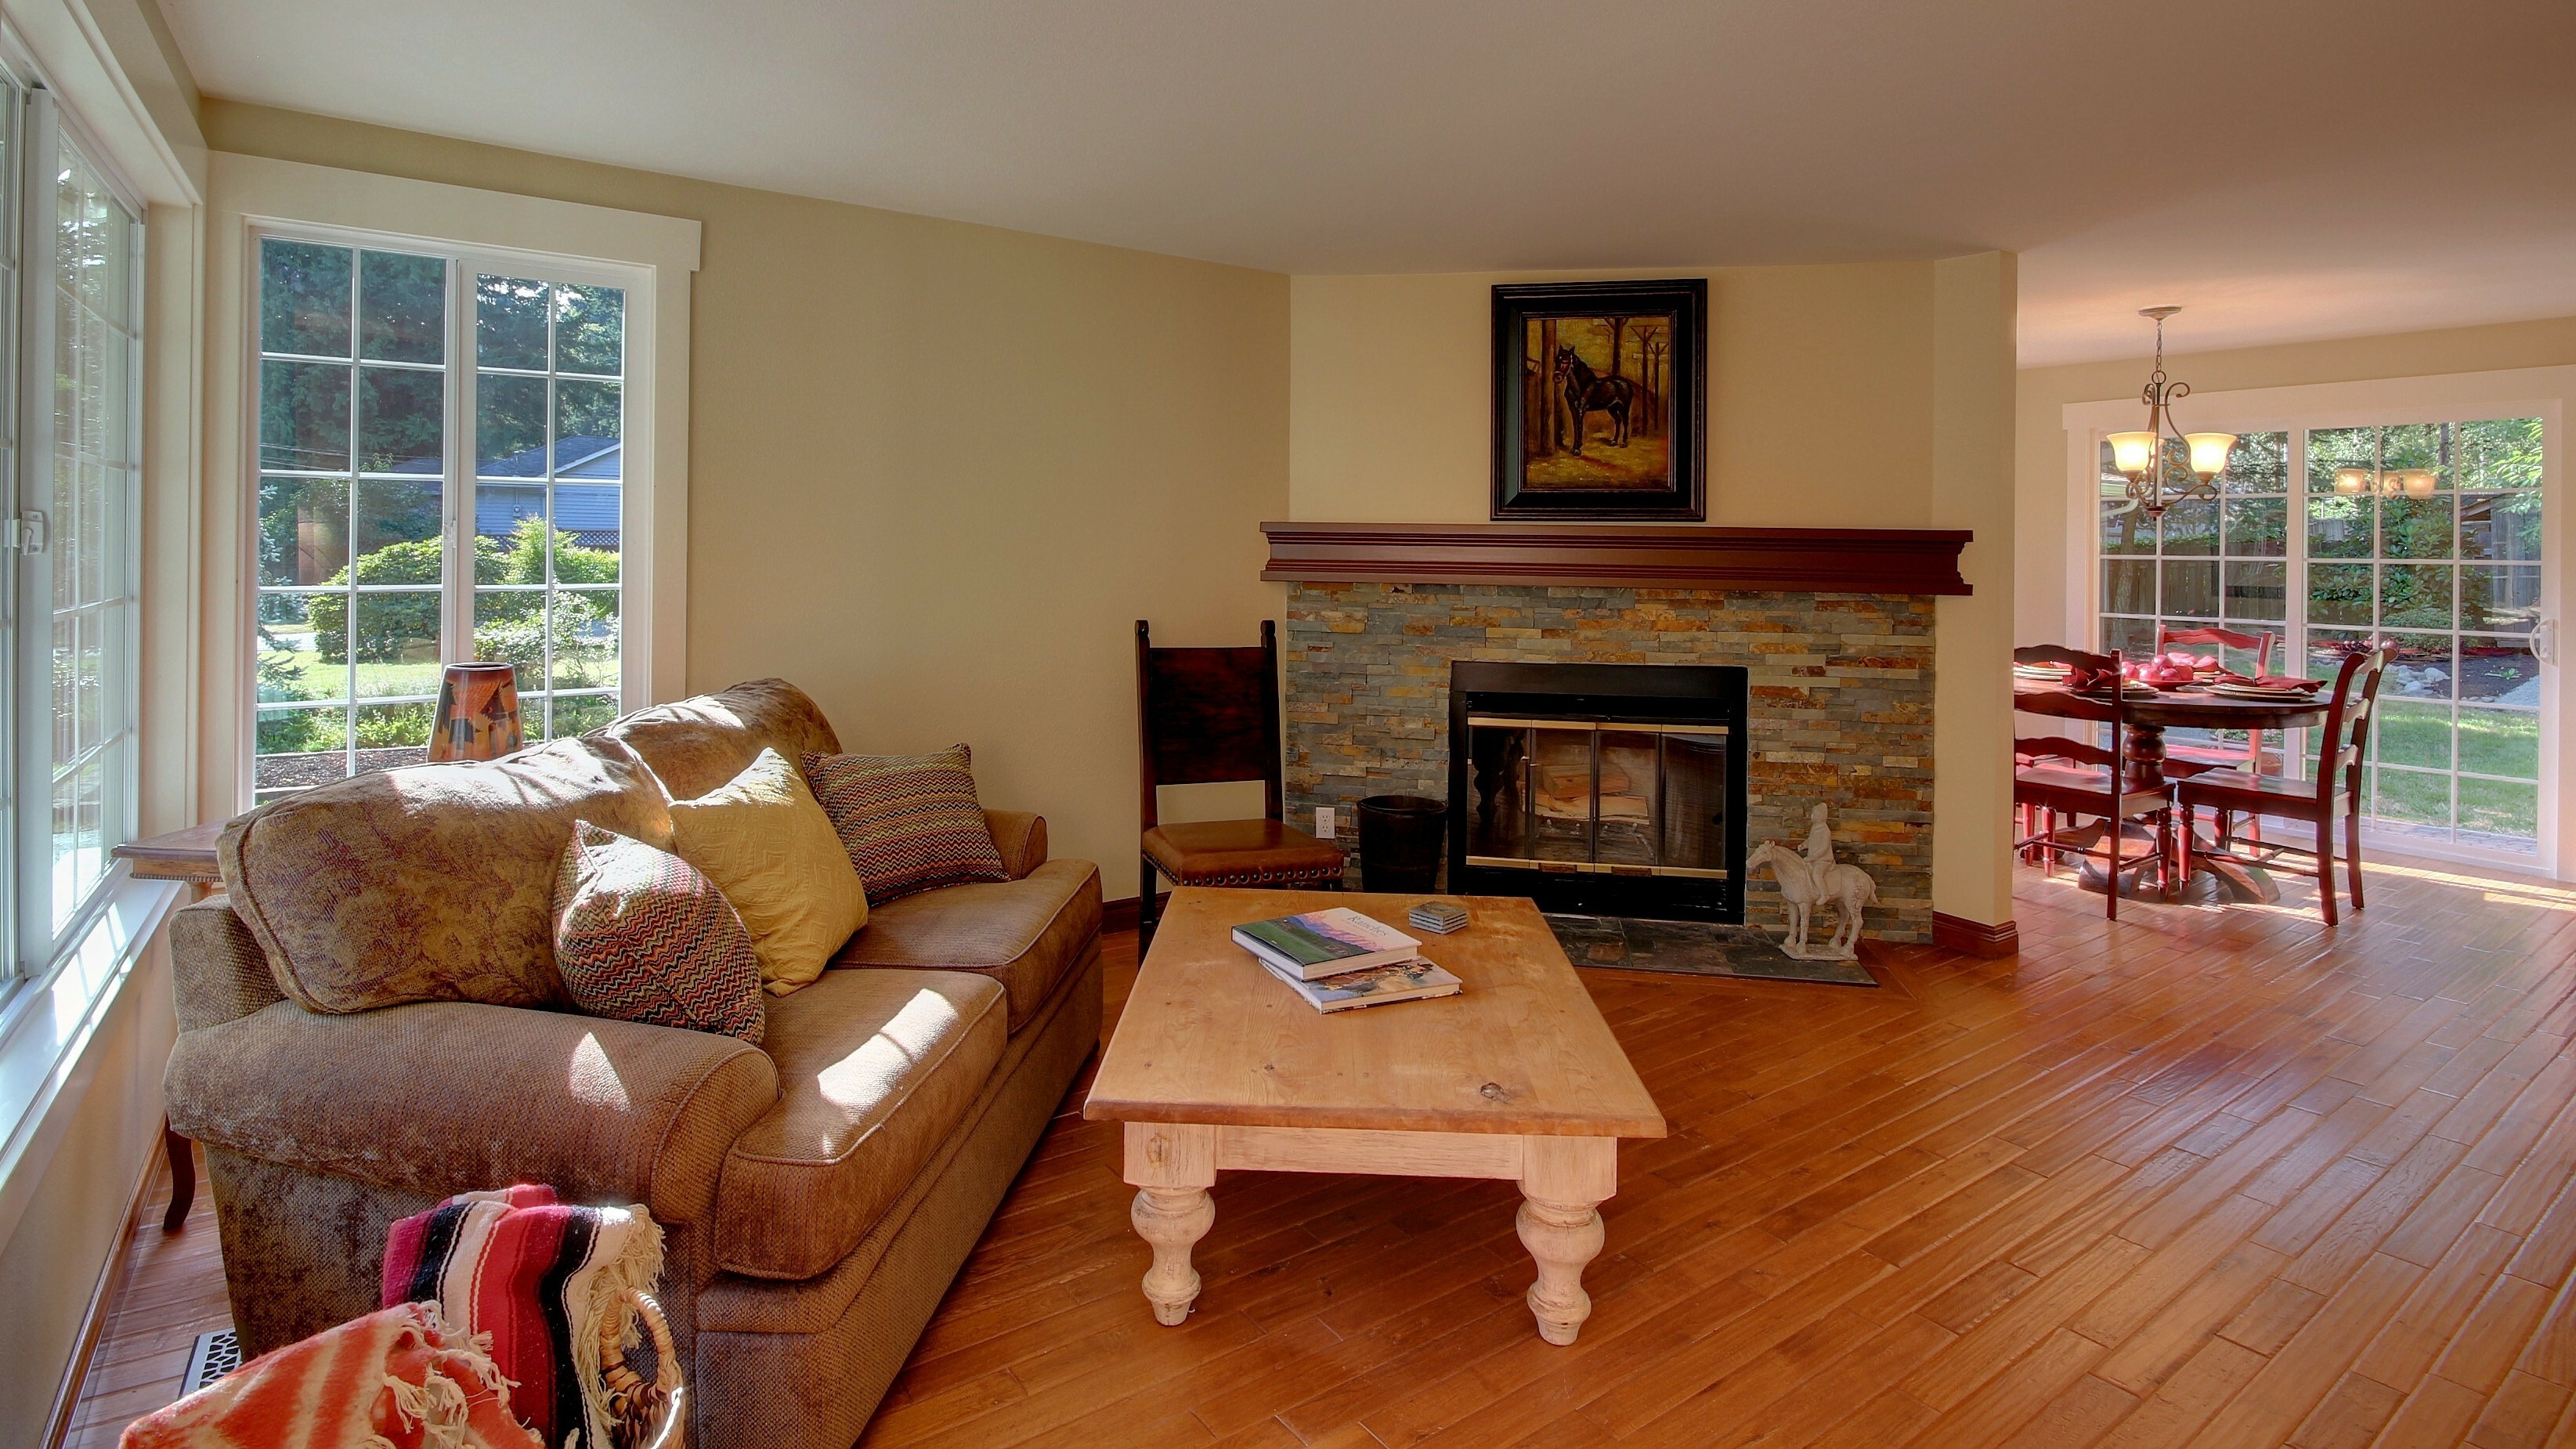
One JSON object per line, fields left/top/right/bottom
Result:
{"left": 1491, "top": 278, "right": 1707, "bottom": 521}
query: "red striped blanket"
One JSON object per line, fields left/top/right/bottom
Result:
{"left": 118, "top": 1300, "right": 540, "bottom": 1448}
{"left": 380, "top": 1185, "right": 664, "bottom": 1449}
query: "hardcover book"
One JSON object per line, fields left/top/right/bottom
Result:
{"left": 1231, "top": 907, "right": 1421, "bottom": 981}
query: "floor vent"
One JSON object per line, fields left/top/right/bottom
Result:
{"left": 180, "top": 1328, "right": 240, "bottom": 1397}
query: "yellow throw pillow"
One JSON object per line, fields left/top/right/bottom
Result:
{"left": 667, "top": 746, "right": 867, "bottom": 995}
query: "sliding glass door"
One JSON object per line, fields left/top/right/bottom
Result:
{"left": 2097, "top": 416, "right": 2549, "bottom": 862}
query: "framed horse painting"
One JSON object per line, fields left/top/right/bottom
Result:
{"left": 1490, "top": 278, "right": 1707, "bottom": 520}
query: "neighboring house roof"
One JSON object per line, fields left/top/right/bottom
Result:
{"left": 388, "top": 436, "right": 621, "bottom": 481}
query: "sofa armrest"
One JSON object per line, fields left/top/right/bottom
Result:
{"left": 985, "top": 810, "right": 1048, "bottom": 880}
{"left": 171, "top": 894, "right": 286, "bottom": 1033}
{"left": 165, "top": 999, "right": 778, "bottom": 1227}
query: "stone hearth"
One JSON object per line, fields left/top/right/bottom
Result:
{"left": 1282, "top": 582, "right": 1935, "bottom": 943}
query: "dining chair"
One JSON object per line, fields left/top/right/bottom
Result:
{"left": 2154, "top": 624, "right": 2281, "bottom": 779}
{"left": 2177, "top": 644, "right": 2392, "bottom": 926}
{"left": 2011, "top": 645, "right": 2173, "bottom": 919}
{"left": 1134, "top": 620, "right": 1344, "bottom": 948}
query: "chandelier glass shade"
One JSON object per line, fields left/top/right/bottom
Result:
{"left": 2108, "top": 307, "right": 2237, "bottom": 521}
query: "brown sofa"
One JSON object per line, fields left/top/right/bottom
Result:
{"left": 163, "top": 681, "right": 1103, "bottom": 1449}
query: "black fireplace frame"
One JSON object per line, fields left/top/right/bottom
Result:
{"left": 1447, "top": 659, "right": 1750, "bottom": 923}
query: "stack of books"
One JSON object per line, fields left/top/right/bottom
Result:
{"left": 1230, "top": 907, "right": 1463, "bottom": 1014}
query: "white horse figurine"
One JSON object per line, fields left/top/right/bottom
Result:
{"left": 1747, "top": 839, "right": 1878, "bottom": 961}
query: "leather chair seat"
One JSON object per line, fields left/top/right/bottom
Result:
{"left": 1143, "top": 819, "right": 1344, "bottom": 887}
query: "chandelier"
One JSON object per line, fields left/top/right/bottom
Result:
{"left": 2106, "top": 306, "right": 2237, "bottom": 521}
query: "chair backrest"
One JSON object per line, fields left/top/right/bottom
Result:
{"left": 2012, "top": 646, "right": 2128, "bottom": 804}
{"left": 2157, "top": 624, "right": 2276, "bottom": 677}
{"left": 2309, "top": 643, "right": 2395, "bottom": 804}
{"left": 2015, "top": 735, "right": 2118, "bottom": 770}
{"left": 1135, "top": 619, "right": 1285, "bottom": 830}
{"left": 2014, "top": 643, "right": 2116, "bottom": 674}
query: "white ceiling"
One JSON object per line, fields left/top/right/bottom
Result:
{"left": 158, "top": 0, "right": 2576, "bottom": 365}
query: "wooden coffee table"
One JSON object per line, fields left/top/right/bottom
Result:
{"left": 1084, "top": 886, "right": 1665, "bottom": 1345}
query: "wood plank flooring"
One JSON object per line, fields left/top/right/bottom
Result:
{"left": 72, "top": 858, "right": 2576, "bottom": 1447}
{"left": 60, "top": 1140, "right": 228, "bottom": 1448}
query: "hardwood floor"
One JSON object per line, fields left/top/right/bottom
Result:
{"left": 72, "top": 858, "right": 2576, "bottom": 1447}
{"left": 60, "top": 1140, "right": 228, "bottom": 1449}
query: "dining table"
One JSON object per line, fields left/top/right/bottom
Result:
{"left": 2012, "top": 677, "right": 2332, "bottom": 904}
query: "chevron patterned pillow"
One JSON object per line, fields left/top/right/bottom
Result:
{"left": 803, "top": 745, "right": 1010, "bottom": 904}
{"left": 552, "top": 822, "right": 764, "bottom": 1042}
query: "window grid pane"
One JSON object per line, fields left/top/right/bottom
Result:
{"left": 2289, "top": 421, "right": 2545, "bottom": 855}
{"left": 254, "top": 240, "right": 447, "bottom": 798}
{"left": 48, "top": 133, "right": 138, "bottom": 934}
{"left": 474, "top": 273, "right": 623, "bottom": 739}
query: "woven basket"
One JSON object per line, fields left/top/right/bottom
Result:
{"left": 599, "top": 1289, "right": 685, "bottom": 1449}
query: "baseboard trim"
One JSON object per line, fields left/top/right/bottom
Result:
{"left": 1933, "top": 912, "right": 2019, "bottom": 958}
{"left": 1100, "top": 892, "right": 1169, "bottom": 935}
{"left": 43, "top": 1116, "right": 168, "bottom": 1449}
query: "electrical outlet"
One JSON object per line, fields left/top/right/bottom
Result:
{"left": 1316, "top": 806, "right": 1336, "bottom": 840}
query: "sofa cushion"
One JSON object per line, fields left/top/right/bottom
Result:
{"left": 602, "top": 679, "right": 842, "bottom": 802}
{"left": 715, "top": 968, "right": 1006, "bottom": 1280}
{"left": 555, "top": 822, "right": 766, "bottom": 1042}
{"left": 802, "top": 746, "right": 1009, "bottom": 904}
{"left": 669, "top": 749, "right": 869, "bottom": 996}
{"left": 829, "top": 859, "right": 1100, "bottom": 1032}
{"left": 220, "top": 736, "right": 674, "bottom": 1014}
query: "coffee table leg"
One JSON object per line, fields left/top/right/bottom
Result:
{"left": 1519, "top": 1136, "right": 1617, "bottom": 1346}
{"left": 1122, "top": 1122, "right": 1218, "bottom": 1326}
{"left": 1133, "top": 1187, "right": 1214, "bottom": 1325}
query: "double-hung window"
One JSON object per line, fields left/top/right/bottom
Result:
{"left": 0, "top": 75, "right": 148, "bottom": 988}
{"left": 251, "top": 236, "right": 630, "bottom": 802}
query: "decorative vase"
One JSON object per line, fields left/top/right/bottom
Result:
{"left": 428, "top": 663, "right": 525, "bottom": 763}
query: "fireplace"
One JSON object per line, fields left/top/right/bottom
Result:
{"left": 1448, "top": 660, "right": 1749, "bottom": 923}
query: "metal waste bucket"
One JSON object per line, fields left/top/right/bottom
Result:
{"left": 1357, "top": 794, "right": 1448, "bottom": 893}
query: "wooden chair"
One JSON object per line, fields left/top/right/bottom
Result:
{"left": 2012, "top": 645, "right": 2173, "bottom": 920}
{"left": 2179, "top": 644, "right": 2391, "bottom": 926}
{"left": 2154, "top": 624, "right": 2280, "bottom": 779}
{"left": 1135, "top": 620, "right": 1343, "bottom": 948}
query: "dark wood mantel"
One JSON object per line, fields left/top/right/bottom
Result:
{"left": 1260, "top": 522, "right": 1973, "bottom": 595}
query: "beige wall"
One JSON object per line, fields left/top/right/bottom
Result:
{"left": 200, "top": 101, "right": 1292, "bottom": 884}
{"left": 1286, "top": 257, "right": 2019, "bottom": 927}
{"left": 2018, "top": 315, "right": 2576, "bottom": 650}
{"left": 1290, "top": 262, "right": 1938, "bottom": 523}
{"left": 0, "top": 940, "right": 176, "bottom": 1444}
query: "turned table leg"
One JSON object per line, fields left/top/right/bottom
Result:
{"left": 1133, "top": 1187, "right": 1214, "bottom": 1324}
{"left": 1123, "top": 1122, "right": 1217, "bottom": 1326}
{"left": 1519, "top": 1136, "right": 1617, "bottom": 1346}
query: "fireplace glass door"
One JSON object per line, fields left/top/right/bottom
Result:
{"left": 1463, "top": 717, "right": 1732, "bottom": 879}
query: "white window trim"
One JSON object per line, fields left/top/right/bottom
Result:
{"left": 204, "top": 154, "right": 699, "bottom": 814}
{"left": 2061, "top": 367, "right": 2575, "bottom": 878}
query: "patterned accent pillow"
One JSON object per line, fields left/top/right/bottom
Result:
{"left": 552, "top": 822, "right": 764, "bottom": 1042}
{"left": 803, "top": 746, "right": 1010, "bottom": 904}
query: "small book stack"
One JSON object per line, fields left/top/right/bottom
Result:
{"left": 1230, "top": 907, "right": 1463, "bottom": 1014}
{"left": 1409, "top": 900, "right": 1469, "bottom": 934}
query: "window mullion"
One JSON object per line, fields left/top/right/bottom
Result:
{"left": 13, "top": 90, "right": 56, "bottom": 977}
{"left": 444, "top": 263, "right": 471, "bottom": 674}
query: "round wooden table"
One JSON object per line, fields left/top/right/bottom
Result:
{"left": 2013, "top": 681, "right": 2330, "bottom": 903}
{"left": 2011, "top": 681, "right": 2328, "bottom": 790}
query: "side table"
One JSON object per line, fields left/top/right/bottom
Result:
{"left": 112, "top": 819, "right": 226, "bottom": 1231}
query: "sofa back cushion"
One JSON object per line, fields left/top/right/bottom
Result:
{"left": 601, "top": 678, "right": 842, "bottom": 801}
{"left": 221, "top": 736, "right": 674, "bottom": 1014}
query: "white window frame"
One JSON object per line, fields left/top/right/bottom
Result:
{"left": 244, "top": 223, "right": 648, "bottom": 781}
{"left": 2062, "top": 370, "right": 2574, "bottom": 878}
{"left": 204, "top": 154, "right": 699, "bottom": 814}
{"left": 19, "top": 91, "right": 149, "bottom": 969}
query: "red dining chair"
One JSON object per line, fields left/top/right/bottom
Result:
{"left": 2153, "top": 625, "right": 2280, "bottom": 779}
{"left": 2178, "top": 645, "right": 2392, "bottom": 926}
{"left": 2011, "top": 646, "right": 2173, "bottom": 919}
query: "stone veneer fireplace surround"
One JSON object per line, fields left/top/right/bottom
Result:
{"left": 1266, "top": 522, "right": 1971, "bottom": 947}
